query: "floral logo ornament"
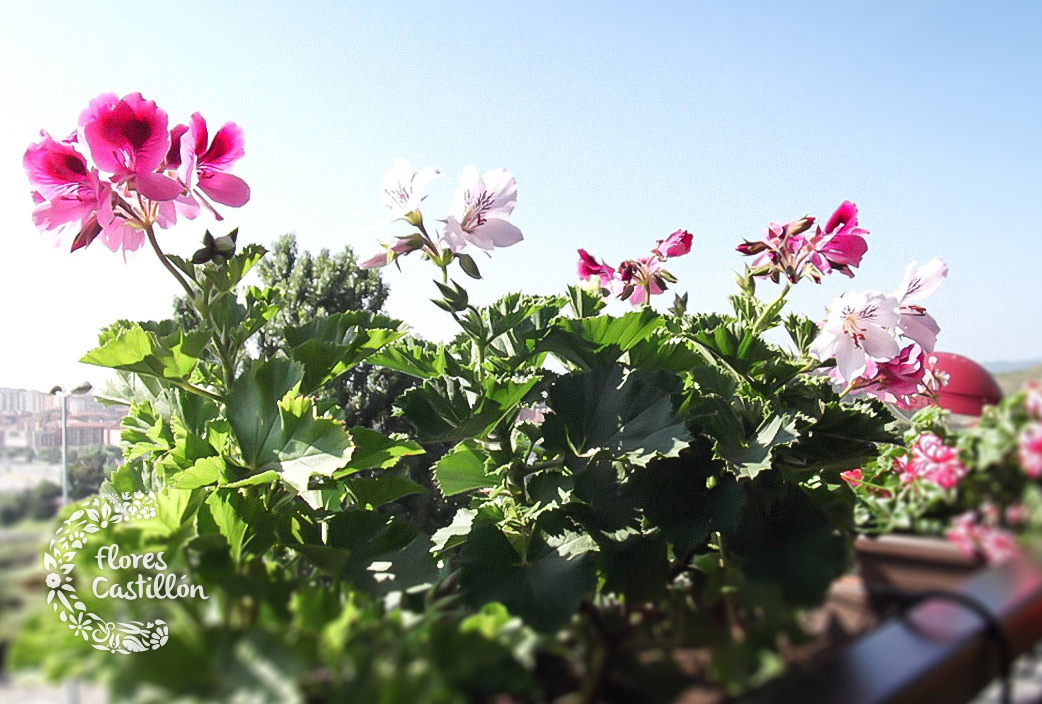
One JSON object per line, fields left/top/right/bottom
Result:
{"left": 44, "top": 492, "right": 168, "bottom": 654}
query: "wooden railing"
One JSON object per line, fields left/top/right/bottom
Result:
{"left": 751, "top": 555, "right": 1042, "bottom": 704}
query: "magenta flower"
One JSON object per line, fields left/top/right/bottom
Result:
{"left": 807, "top": 201, "right": 869, "bottom": 279}
{"left": 26, "top": 92, "right": 249, "bottom": 256}
{"left": 443, "top": 167, "right": 522, "bottom": 252}
{"left": 577, "top": 249, "right": 615, "bottom": 288}
{"left": 909, "top": 433, "right": 967, "bottom": 489}
{"left": 617, "top": 257, "right": 668, "bottom": 306}
{"left": 859, "top": 343, "right": 929, "bottom": 408}
{"left": 1018, "top": 422, "right": 1042, "bottom": 479}
{"left": 736, "top": 216, "right": 815, "bottom": 283}
{"left": 79, "top": 92, "right": 180, "bottom": 201}
{"left": 654, "top": 229, "right": 693, "bottom": 259}
{"left": 168, "top": 113, "right": 250, "bottom": 209}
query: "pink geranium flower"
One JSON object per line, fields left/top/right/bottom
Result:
{"left": 806, "top": 201, "right": 869, "bottom": 279}
{"left": 577, "top": 249, "right": 615, "bottom": 288}
{"left": 168, "top": 113, "right": 251, "bottom": 210}
{"left": 1024, "top": 381, "right": 1042, "bottom": 419}
{"left": 840, "top": 468, "right": 863, "bottom": 486}
{"left": 1018, "top": 422, "right": 1042, "bottom": 479}
{"left": 736, "top": 216, "right": 815, "bottom": 283}
{"left": 79, "top": 92, "right": 180, "bottom": 201}
{"left": 946, "top": 510, "right": 1019, "bottom": 565}
{"left": 654, "top": 229, "right": 693, "bottom": 259}
{"left": 859, "top": 343, "right": 929, "bottom": 408}
{"left": 443, "top": 166, "right": 522, "bottom": 252}
{"left": 617, "top": 257, "right": 667, "bottom": 306}
{"left": 26, "top": 92, "right": 249, "bottom": 256}
{"left": 909, "top": 433, "right": 967, "bottom": 489}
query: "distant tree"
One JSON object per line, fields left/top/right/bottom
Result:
{"left": 174, "top": 233, "right": 414, "bottom": 433}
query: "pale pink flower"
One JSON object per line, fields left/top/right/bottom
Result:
{"left": 1018, "top": 422, "right": 1042, "bottom": 479}
{"left": 1006, "top": 503, "right": 1027, "bottom": 526}
{"left": 518, "top": 404, "right": 550, "bottom": 425}
{"left": 893, "top": 258, "right": 947, "bottom": 353}
{"left": 654, "top": 229, "right": 693, "bottom": 259}
{"left": 809, "top": 291, "right": 901, "bottom": 382}
{"left": 359, "top": 237, "right": 422, "bottom": 269}
{"left": 443, "top": 167, "right": 522, "bottom": 252}
{"left": 378, "top": 158, "right": 441, "bottom": 225}
{"left": 1024, "top": 381, "right": 1042, "bottom": 419}
{"left": 79, "top": 92, "right": 180, "bottom": 201}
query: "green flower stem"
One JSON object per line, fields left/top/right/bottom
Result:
{"left": 750, "top": 281, "right": 792, "bottom": 335}
{"left": 144, "top": 222, "right": 195, "bottom": 300}
{"left": 173, "top": 379, "right": 223, "bottom": 404}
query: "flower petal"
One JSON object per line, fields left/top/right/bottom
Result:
{"left": 197, "top": 172, "right": 250, "bottom": 207}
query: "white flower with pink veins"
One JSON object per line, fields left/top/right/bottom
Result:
{"left": 379, "top": 158, "right": 442, "bottom": 224}
{"left": 810, "top": 291, "right": 901, "bottom": 383}
{"left": 893, "top": 258, "right": 947, "bottom": 353}
{"left": 443, "top": 166, "right": 523, "bottom": 252}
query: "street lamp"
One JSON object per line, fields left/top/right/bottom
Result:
{"left": 48, "top": 382, "right": 92, "bottom": 506}
{"left": 47, "top": 381, "right": 91, "bottom": 704}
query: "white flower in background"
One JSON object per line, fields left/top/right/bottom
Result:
{"left": 379, "top": 158, "right": 442, "bottom": 225}
{"left": 443, "top": 166, "right": 523, "bottom": 252}
{"left": 810, "top": 291, "right": 901, "bottom": 382}
{"left": 893, "top": 258, "right": 947, "bottom": 352}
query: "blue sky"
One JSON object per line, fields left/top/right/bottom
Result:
{"left": 0, "top": 1, "right": 1039, "bottom": 390}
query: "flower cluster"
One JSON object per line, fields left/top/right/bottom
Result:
{"left": 1019, "top": 388, "right": 1042, "bottom": 478}
{"left": 24, "top": 92, "right": 249, "bottom": 256}
{"left": 896, "top": 432, "right": 968, "bottom": 489}
{"left": 736, "top": 201, "right": 868, "bottom": 284}
{"left": 947, "top": 504, "right": 1020, "bottom": 565}
{"left": 361, "top": 159, "right": 521, "bottom": 271}
{"left": 809, "top": 258, "right": 948, "bottom": 406}
{"left": 576, "top": 230, "right": 693, "bottom": 306}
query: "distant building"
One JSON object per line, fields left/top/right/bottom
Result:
{"left": 0, "top": 388, "right": 125, "bottom": 450}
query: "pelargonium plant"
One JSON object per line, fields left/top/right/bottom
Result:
{"left": 848, "top": 380, "right": 1042, "bottom": 565}
{"left": 14, "top": 92, "right": 969, "bottom": 703}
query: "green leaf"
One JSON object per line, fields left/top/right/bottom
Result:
{"left": 434, "top": 441, "right": 496, "bottom": 496}
{"left": 345, "top": 476, "right": 428, "bottom": 508}
{"left": 458, "top": 524, "right": 596, "bottom": 632}
{"left": 275, "top": 395, "right": 355, "bottom": 493}
{"left": 784, "top": 313, "right": 819, "bottom": 355}
{"left": 337, "top": 427, "right": 423, "bottom": 474}
{"left": 283, "top": 311, "right": 405, "bottom": 394}
{"left": 368, "top": 337, "right": 462, "bottom": 379}
{"left": 727, "top": 481, "right": 850, "bottom": 607}
{"left": 543, "top": 365, "right": 691, "bottom": 465}
{"left": 398, "top": 375, "right": 539, "bottom": 443}
{"left": 538, "top": 310, "right": 663, "bottom": 370}
{"left": 566, "top": 284, "right": 607, "bottom": 318}
{"left": 630, "top": 449, "right": 744, "bottom": 550}
{"left": 81, "top": 324, "right": 210, "bottom": 385}
{"left": 227, "top": 358, "right": 304, "bottom": 468}
{"left": 715, "top": 414, "right": 799, "bottom": 479}
{"left": 204, "top": 489, "right": 275, "bottom": 563}
{"left": 169, "top": 456, "right": 225, "bottom": 489}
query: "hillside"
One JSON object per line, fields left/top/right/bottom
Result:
{"left": 994, "top": 364, "right": 1042, "bottom": 396}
